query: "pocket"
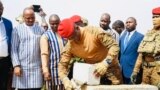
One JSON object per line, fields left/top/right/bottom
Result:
{"left": 143, "top": 33, "right": 156, "bottom": 41}
{"left": 155, "top": 35, "right": 160, "bottom": 53}
{"left": 19, "top": 42, "right": 27, "bottom": 60}
{"left": 140, "top": 33, "right": 156, "bottom": 53}
{"left": 138, "top": 41, "right": 156, "bottom": 53}
{"left": 156, "top": 61, "right": 160, "bottom": 73}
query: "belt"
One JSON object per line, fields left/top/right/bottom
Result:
{"left": 143, "top": 61, "right": 160, "bottom": 67}
{"left": 144, "top": 55, "right": 160, "bottom": 61}
{"left": 143, "top": 61, "right": 156, "bottom": 67}
{"left": 0, "top": 57, "right": 8, "bottom": 60}
{"left": 154, "top": 55, "right": 160, "bottom": 60}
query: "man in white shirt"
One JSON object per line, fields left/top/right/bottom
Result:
{"left": 0, "top": 1, "right": 13, "bottom": 90}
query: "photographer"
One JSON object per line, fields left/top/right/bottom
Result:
{"left": 15, "top": 5, "right": 48, "bottom": 31}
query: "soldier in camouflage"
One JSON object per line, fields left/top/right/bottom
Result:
{"left": 131, "top": 7, "right": 160, "bottom": 89}
{"left": 57, "top": 18, "right": 122, "bottom": 90}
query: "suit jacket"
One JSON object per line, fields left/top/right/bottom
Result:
{"left": 2, "top": 17, "right": 13, "bottom": 54}
{"left": 119, "top": 30, "right": 143, "bottom": 78}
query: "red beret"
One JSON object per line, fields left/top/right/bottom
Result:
{"left": 152, "top": 7, "right": 160, "bottom": 15}
{"left": 70, "top": 15, "right": 82, "bottom": 23}
{"left": 58, "top": 18, "right": 74, "bottom": 38}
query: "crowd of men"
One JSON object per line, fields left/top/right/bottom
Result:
{"left": 0, "top": 1, "right": 160, "bottom": 90}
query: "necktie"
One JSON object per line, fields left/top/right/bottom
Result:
{"left": 124, "top": 32, "right": 130, "bottom": 49}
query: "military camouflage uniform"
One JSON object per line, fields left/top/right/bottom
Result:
{"left": 58, "top": 26, "right": 123, "bottom": 85}
{"left": 133, "top": 29, "right": 160, "bottom": 88}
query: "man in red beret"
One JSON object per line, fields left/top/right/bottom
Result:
{"left": 70, "top": 15, "right": 86, "bottom": 27}
{"left": 68, "top": 15, "right": 89, "bottom": 80}
{"left": 58, "top": 18, "right": 122, "bottom": 90}
{"left": 131, "top": 7, "right": 160, "bottom": 89}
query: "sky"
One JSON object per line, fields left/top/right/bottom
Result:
{"left": 1, "top": 0, "right": 160, "bottom": 34}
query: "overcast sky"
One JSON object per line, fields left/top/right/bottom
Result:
{"left": 2, "top": 0, "right": 160, "bottom": 34}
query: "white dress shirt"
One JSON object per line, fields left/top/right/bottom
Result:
{"left": 0, "top": 19, "right": 8, "bottom": 57}
{"left": 127, "top": 30, "right": 136, "bottom": 40}
{"left": 124, "top": 30, "right": 136, "bottom": 47}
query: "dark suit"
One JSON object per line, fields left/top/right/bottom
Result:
{"left": 0, "top": 17, "right": 13, "bottom": 90}
{"left": 119, "top": 30, "right": 143, "bottom": 84}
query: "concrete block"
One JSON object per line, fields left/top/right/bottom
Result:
{"left": 73, "top": 63, "right": 100, "bottom": 85}
{"left": 81, "top": 85, "right": 158, "bottom": 90}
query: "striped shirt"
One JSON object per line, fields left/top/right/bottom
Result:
{"left": 40, "top": 29, "right": 66, "bottom": 86}
{"left": 11, "top": 23, "right": 44, "bottom": 88}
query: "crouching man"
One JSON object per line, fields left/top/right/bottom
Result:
{"left": 57, "top": 18, "right": 122, "bottom": 90}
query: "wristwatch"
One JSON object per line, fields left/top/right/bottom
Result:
{"left": 105, "top": 59, "right": 112, "bottom": 65}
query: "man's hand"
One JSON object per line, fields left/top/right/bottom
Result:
{"left": 14, "top": 66, "right": 22, "bottom": 77}
{"left": 62, "top": 77, "right": 74, "bottom": 90}
{"left": 94, "top": 62, "right": 109, "bottom": 77}
{"left": 157, "top": 82, "right": 160, "bottom": 88}
{"left": 130, "top": 73, "right": 137, "bottom": 84}
{"left": 43, "top": 72, "right": 51, "bottom": 81}
{"left": 38, "top": 8, "right": 46, "bottom": 17}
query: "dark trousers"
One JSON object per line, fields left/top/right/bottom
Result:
{"left": 68, "top": 64, "right": 73, "bottom": 79}
{"left": 122, "top": 67, "right": 143, "bottom": 84}
{"left": 0, "top": 56, "right": 12, "bottom": 90}
{"left": 123, "top": 76, "right": 131, "bottom": 84}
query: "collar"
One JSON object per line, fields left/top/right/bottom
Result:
{"left": 126, "top": 30, "right": 136, "bottom": 38}
{"left": 128, "top": 30, "right": 136, "bottom": 35}
{"left": 0, "top": 17, "right": 3, "bottom": 23}
{"left": 23, "top": 23, "right": 36, "bottom": 29}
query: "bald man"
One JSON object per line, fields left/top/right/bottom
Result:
{"left": 11, "top": 7, "right": 44, "bottom": 90}
{"left": 99, "top": 13, "right": 119, "bottom": 43}
{"left": 40, "top": 14, "right": 66, "bottom": 90}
